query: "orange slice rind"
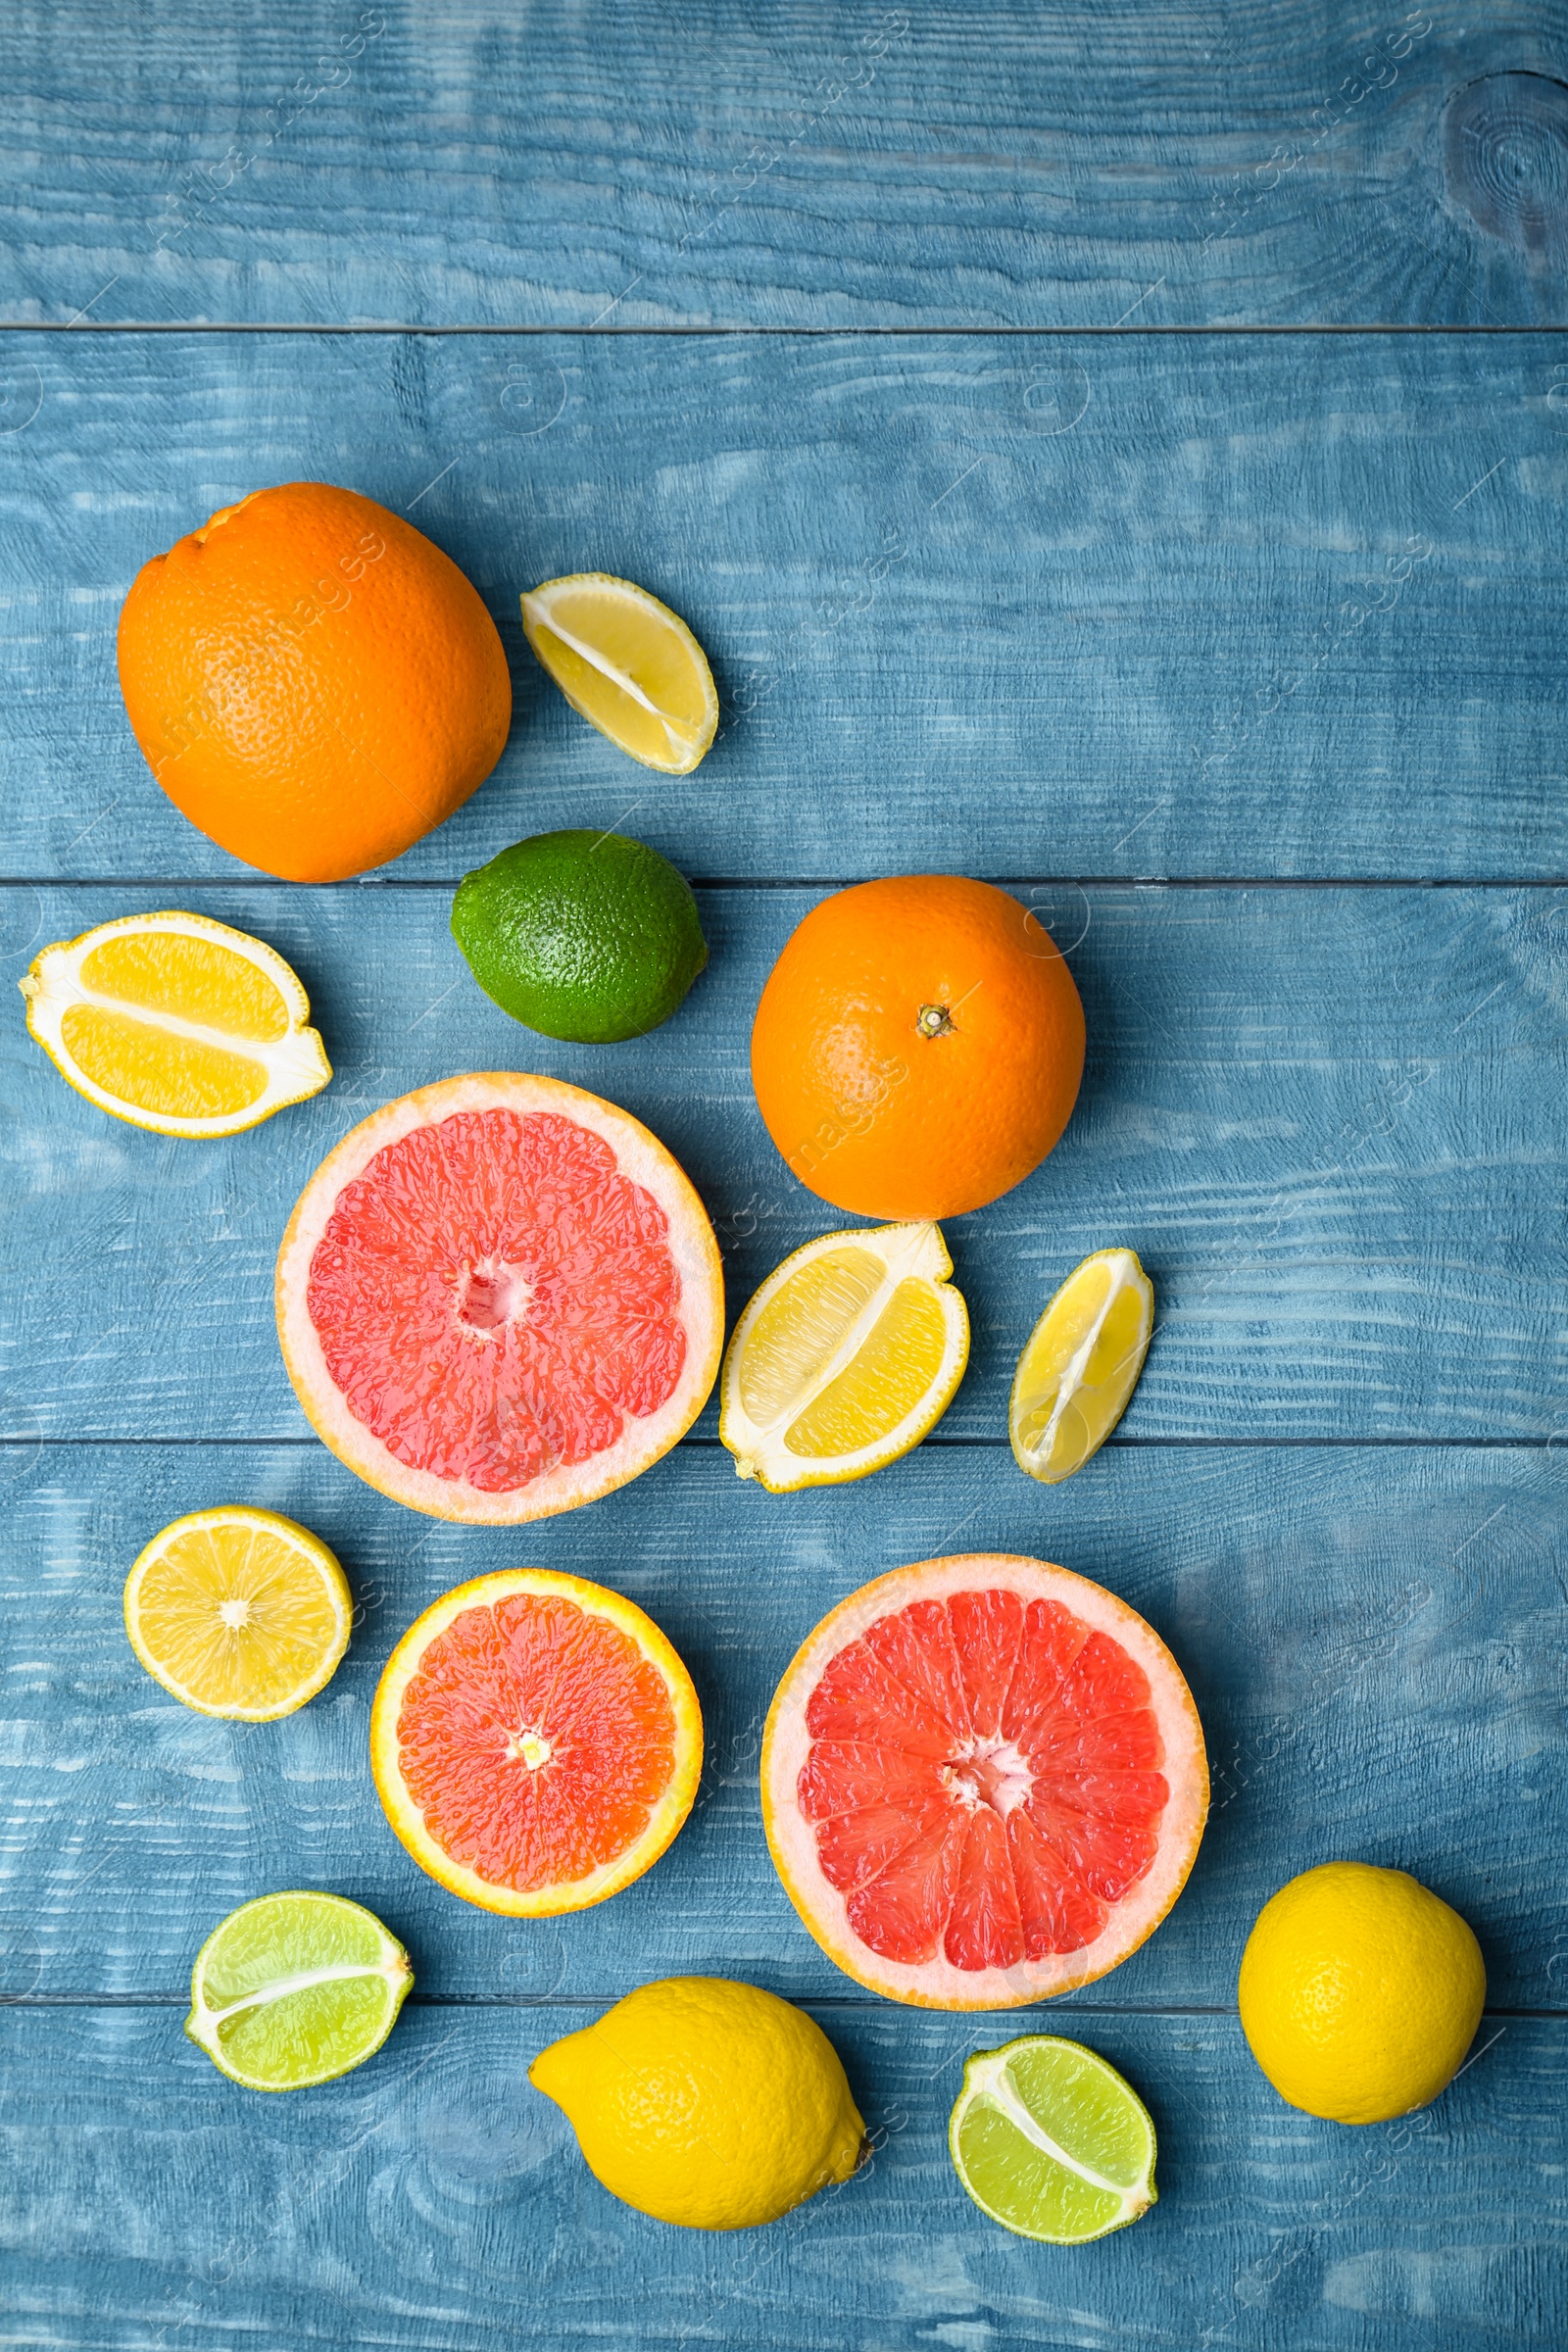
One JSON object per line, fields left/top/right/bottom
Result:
{"left": 370, "top": 1568, "right": 704, "bottom": 1916}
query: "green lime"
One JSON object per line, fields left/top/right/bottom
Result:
{"left": 949, "top": 2035, "right": 1157, "bottom": 2243}
{"left": 185, "top": 1890, "right": 413, "bottom": 2091}
{"left": 451, "top": 829, "right": 708, "bottom": 1043}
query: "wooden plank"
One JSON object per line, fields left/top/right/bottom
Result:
{"left": 5, "top": 4, "right": 1568, "bottom": 328}
{"left": 2, "top": 883, "right": 1560, "bottom": 1444}
{"left": 0, "top": 1999, "right": 1559, "bottom": 2351}
{"left": 2, "top": 1441, "right": 1561, "bottom": 2006}
{"left": 1, "top": 329, "right": 1565, "bottom": 882}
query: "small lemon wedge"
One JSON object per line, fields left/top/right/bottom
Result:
{"left": 520, "top": 572, "right": 718, "bottom": 774}
{"left": 719, "top": 1221, "right": 968, "bottom": 1493}
{"left": 21, "top": 908, "right": 330, "bottom": 1139}
{"left": 124, "top": 1506, "right": 352, "bottom": 1720}
{"left": 1009, "top": 1247, "right": 1153, "bottom": 1484}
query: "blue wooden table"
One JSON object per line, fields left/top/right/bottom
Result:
{"left": 2, "top": 7, "right": 1565, "bottom": 2346}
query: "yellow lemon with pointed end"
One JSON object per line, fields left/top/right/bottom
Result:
{"left": 1239, "top": 1861, "right": 1486, "bottom": 2125}
{"left": 529, "top": 1976, "right": 867, "bottom": 2230}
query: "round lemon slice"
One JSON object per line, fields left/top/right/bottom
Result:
{"left": 123, "top": 1506, "right": 353, "bottom": 1720}
{"left": 1009, "top": 1247, "right": 1153, "bottom": 1485}
{"left": 187, "top": 1891, "right": 413, "bottom": 2091}
{"left": 21, "top": 908, "right": 331, "bottom": 1139}
{"left": 520, "top": 572, "right": 718, "bottom": 774}
{"left": 950, "top": 2036, "right": 1157, "bottom": 2243}
{"left": 719, "top": 1221, "right": 969, "bottom": 1493}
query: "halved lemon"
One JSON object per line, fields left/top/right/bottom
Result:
{"left": 520, "top": 572, "right": 718, "bottom": 774}
{"left": 21, "top": 908, "right": 330, "bottom": 1138}
{"left": 719, "top": 1221, "right": 969, "bottom": 1493}
{"left": 1009, "top": 1247, "right": 1153, "bottom": 1485}
{"left": 123, "top": 1506, "right": 353, "bottom": 1720}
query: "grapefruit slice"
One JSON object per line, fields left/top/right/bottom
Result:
{"left": 275, "top": 1073, "right": 723, "bottom": 1523}
{"left": 761, "top": 1555, "right": 1207, "bottom": 2009}
{"left": 370, "top": 1569, "right": 703, "bottom": 1915}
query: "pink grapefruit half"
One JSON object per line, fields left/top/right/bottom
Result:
{"left": 761, "top": 1554, "right": 1208, "bottom": 2008}
{"left": 276, "top": 1073, "right": 723, "bottom": 1523}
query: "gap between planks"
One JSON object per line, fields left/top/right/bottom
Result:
{"left": 3, "top": 322, "right": 1567, "bottom": 338}
{"left": 1, "top": 1993, "right": 1556, "bottom": 2017}
{"left": 7, "top": 876, "right": 1568, "bottom": 893}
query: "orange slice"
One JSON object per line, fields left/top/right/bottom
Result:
{"left": 761, "top": 1554, "right": 1208, "bottom": 2009}
{"left": 369, "top": 1569, "right": 703, "bottom": 1915}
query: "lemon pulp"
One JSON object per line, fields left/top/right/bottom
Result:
{"left": 21, "top": 909, "right": 330, "bottom": 1137}
{"left": 719, "top": 1222, "right": 968, "bottom": 1492}
{"left": 521, "top": 573, "right": 717, "bottom": 774}
{"left": 1009, "top": 1247, "right": 1153, "bottom": 1484}
{"left": 123, "top": 1507, "right": 352, "bottom": 1720}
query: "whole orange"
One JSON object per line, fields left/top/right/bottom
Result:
{"left": 751, "top": 876, "right": 1085, "bottom": 1219}
{"left": 117, "top": 481, "right": 512, "bottom": 882}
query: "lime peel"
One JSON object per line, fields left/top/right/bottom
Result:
{"left": 186, "top": 1891, "right": 413, "bottom": 2092}
{"left": 949, "top": 2034, "right": 1157, "bottom": 2243}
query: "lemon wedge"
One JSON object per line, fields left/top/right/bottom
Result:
{"left": 719, "top": 1221, "right": 968, "bottom": 1492}
{"left": 520, "top": 572, "right": 718, "bottom": 774}
{"left": 1009, "top": 1247, "right": 1153, "bottom": 1485}
{"left": 21, "top": 908, "right": 330, "bottom": 1139}
{"left": 124, "top": 1507, "right": 352, "bottom": 1720}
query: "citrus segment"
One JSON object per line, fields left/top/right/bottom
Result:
{"left": 123, "top": 1507, "right": 352, "bottom": 1720}
{"left": 370, "top": 1569, "right": 703, "bottom": 1915}
{"left": 276, "top": 1074, "right": 723, "bottom": 1523}
{"left": 719, "top": 1223, "right": 968, "bottom": 1492}
{"left": 521, "top": 573, "right": 717, "bottom": 774}
{"left": 762, "top": 1555, "right": 1207, "bottom": 2008}
{"left": 21, "top": 909, "right": 330, "bottom": 1138}
{"left": 186, "top": 1891, "right": 412, "bottom": 2090}
{"left": 950, "top": 2036, "right": 1156, "bottom": 2242}
{"left": 1011, "top": 1249, "right": 1154, "bottom": 1484}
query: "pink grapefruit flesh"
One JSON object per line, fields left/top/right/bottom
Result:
{"left": 762, "top": 1554, "right": 1207, "bottom": 2007}
{"left": 276, "top": 1074, "right": 723, "bottom": 1523}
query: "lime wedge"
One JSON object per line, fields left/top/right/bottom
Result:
{"left": 949, "top": 2035, "right": 1157, "bottom": 2242}
{"left": 186, "top": 1891, "right": 413, "bottom": 2091}
{"left": 1009, "top": 1247, "right": 1153, "bottom": 1485}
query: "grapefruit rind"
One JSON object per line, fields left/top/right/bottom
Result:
{"left": 275, "top": 1072, "right": 724, "bottom": 1524}
{"left": 717, "top": 1221, "right": 970, "bottom": 1493}
{"left": 20, "top": 908, "right": 331, "bottom": 1139}
{"left": 369, "top": 1568, "right": 704, "bottom": 1917}
{"left": 760, "top": 1554, "right": 1208, "bottom": 2010}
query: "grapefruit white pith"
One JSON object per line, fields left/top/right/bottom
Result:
{"left": 276, "top": 1073, "right": 723, "bottom": 1523}
{"left": 761, "top": 1554, "right": 1207, "bottom": 2009}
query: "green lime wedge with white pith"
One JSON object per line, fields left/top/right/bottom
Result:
{"left": 186, "top": 1891, "right": 413, "bottom": 2091}
{"left": 949, "top": 2036, "right": 1157, "bottom": 2243}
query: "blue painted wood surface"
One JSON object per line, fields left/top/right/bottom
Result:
{"left": 2, "top": 4, "right": 1565, "bottom": 2347}
{"left": 3, "top": 883, "right": 1564, "bottom": 1441}
{"left": 4, "top": 2, "right": 1568, "bottom": 327}
{"left": 2, "top": 330, "right": 1566, "bottom": 882}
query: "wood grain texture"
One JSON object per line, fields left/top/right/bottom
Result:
{"left": 3, "top": 883, "right": 1562, "bottom": 1444}
{"left": 4, "top": 2, "right": 1568, "bottom": 328}
{"left": 0, "top": 2000, "right": 1559, "bottom": 2352}
{"left": 1, "top": 1441, "right": 1561, "bottom": 2006}
{"left": 2, "top": 330, "right": 1566, "bottom": 882}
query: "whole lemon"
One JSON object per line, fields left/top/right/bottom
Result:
{"left": 1239, "top": 1861, "right": 1486, "bottom": 2125}
{"left": 528, "top": 1976, "right": 866, "bottom": 2230}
